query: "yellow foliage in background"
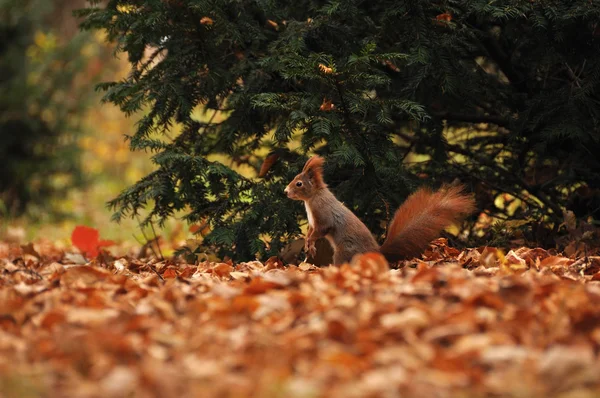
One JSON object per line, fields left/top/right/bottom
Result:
{"left": 7, "top": 31, "right": 185, "bottom": 250}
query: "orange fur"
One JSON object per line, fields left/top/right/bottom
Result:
{"left": 302, "top": 156, "right": 327, "bottom": 189}
{"left": 380, "top": 184, "right": 476, "bottom": 261}
{"left": 285, "top": 156, "right": 476, "bottom": 265}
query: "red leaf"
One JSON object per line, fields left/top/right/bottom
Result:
{"left": 98, "top": 239, "right": 115, "bottom": 248}
{"left": 71, "top": 226, "right": 114, "bottom": 258}
{"left": 436, "top": 13, "right": 452, "bottom": 21}
{"left": 163, "top": 268, "right": 177, "bottom": 279}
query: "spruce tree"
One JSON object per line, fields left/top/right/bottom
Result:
{"left": 78, "top": 1, "right": 600, "bottom": 260}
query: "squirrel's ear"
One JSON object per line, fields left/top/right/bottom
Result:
{"left": 302, "top": 156, "right": 324, "bottom": 173}
{"left": 302, "top": 156, "right": 326, "bottom": 188}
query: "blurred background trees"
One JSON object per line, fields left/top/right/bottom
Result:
{"left": 0, "top": 0, "right": 159, "bottom": 244}
{"left": 1, "top": 0, "right": 93, "bottom": 218}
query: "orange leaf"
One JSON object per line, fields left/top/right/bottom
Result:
{"left": 231, "top": 295, "right": 260, "bottom": 314}
{"left": 436, "top": 13, "right": 452, "bottom": 21}
{"left": 212, "top": 263, "right": 233, "bottom": 277}
{"left": 265, "top": 255, "right": 283, "bottom": 269}
{"left": 384, "top": 60, "right": 400, "bottom": 72}
{"left": 200, "top": 16, "right": 214, "bottom": 25}
{"left": 318, "top": 63, "right": 333, "bottom": 74}
{"left": 259, "top": 154, "right": 280, "bottom": 177}
{"left": 189, "top": 221, "right": 210, "bottom": 235}
{"left": 71, "top": 226, "right": 114, "bottom": 258}
{"left": 243, "top": 277, "right": 279, "bottom": 294}
{"left": 351, "top": 252, "right": 389, "bottom": 275}
{"left": 40, "top": 310, "right": 66, "bottom": 330}
{"left": 179, "top": 266, "right": 196, "bottom": 278}
{"left": 163, "top": 268, "right": 177, "bottom": 278}
{"left": 320, "top": 98, "right": 335, "bottom": 111}
{"left": 98, "top": 239, "right": 115, "bottom": 248}
{"left": 61, "top": 266, "right": 112, "bottom": 286}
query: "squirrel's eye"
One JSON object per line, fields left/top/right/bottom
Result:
{"left": 296, "top": 181, "right": 303, "bottom": 187}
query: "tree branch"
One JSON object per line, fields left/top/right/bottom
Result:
{"left": 430, "top": 111, "right": 513, "bottom": 128}
{"left": 445, "top": 143, "right": 564, "bottom": 219}
{"left": 395, "top": 129, "right": 564, "bottom": 220}
{"left": 334, "top": 77, "right": 357, "bottom": 135}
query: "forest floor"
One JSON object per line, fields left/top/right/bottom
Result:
{"left": 2, "top": 238, "right": 600, "bottom": 397}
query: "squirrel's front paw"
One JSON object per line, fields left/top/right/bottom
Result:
{"left": 306, "top": 242, "right": 317, "bottom": 258}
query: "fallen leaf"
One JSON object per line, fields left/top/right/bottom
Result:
{"left": 243, "top": 277, "right": 281, "bottom": 295}
{"left": 61, "top": 265, "right": 112, "bottom": 286}
{"left": 71, "top": 225, "right": 115, "bottom": 258}
{"left": 380, "top": 308, "right": 430, "bottom": 330}
{"left": 163, "top": 268, "right": 177, "bottom": 278}
{"left": 20, "top": 243, "right": 40, "bottom": 259}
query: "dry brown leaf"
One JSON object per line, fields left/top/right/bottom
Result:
{"left": 3, "top": 239, "right": 600, "bottom": 397}
{"left": 266, "top": 19, "right": 278, "bottom": 29}
{"left": 380, "top": 308, "right": 430, "bottom": 330}
{"left": 20, "top": 242, "right": 41, "bottom": 259}
{"left": 200, "top": 16, "right": 214, "bottom": 25}
{"left": 259, "top": 154, "right": 280, "bottom": 178}
{"left": 162, "top": 268, "right": 177, "bottom": 278}
{"left": 212, "top": 262, "right": 233, "bottom": 277}
{"left": 231, "top": 295, "right": 260, "bottom": 314}
{"left": 243, "top": 276, "right": 281, "bottom": 294}
{"left": 67, "top": 308, "right": 120, "bottom": 325}
{"left": 318, "top": 63, "right": 333, "bottom": 74}
{"left": 319, "top": 98, "right": 335, "bottom": 111}
{"left": 436, "top": 13, "right": 452, "bottom": 22}
{"left": 61, "top": 265, "right": 112, "bottom": 286}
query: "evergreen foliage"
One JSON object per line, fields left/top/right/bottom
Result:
{"left": 78, "top": 1, "right": 600, "bottom": 260}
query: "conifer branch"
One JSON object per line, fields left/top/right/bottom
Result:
{"left": 431, "top": 111, "right": 512, "bottom": 127}
{"left": 334, "top": 77, "right": 357, "bottom": 135}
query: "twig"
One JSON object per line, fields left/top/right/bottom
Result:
{"left": 446, "top": 158, "right": 540, "bottom": 212}
{"left": 149, "top": 221, "right": 165, "bottom": 261}
{"left": 444, "top": 142, "right": 564, "bottom": 219}
{"left": 377, "top": 191, "right": 391, "bottom": 227}
{"left": 16, "top": 268, "right": 43, "bottom": 280}
{"left": 564, "top": 62, "right": 582, "bottom": 88}
{"left": 134, "top": 216, "right": 160, "bottom": 259}
{"left": 334, "top": 77, "right": 358, "bottom": 136}
{"left": 431, "top": 111, "right": 512, "bottom": 127}
{"left": 149, "top": 264, "right": 165, "bottom": 283}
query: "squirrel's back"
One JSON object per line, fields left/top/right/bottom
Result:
{"left": 308, "top": 189, "right": 379, "bottom": 264}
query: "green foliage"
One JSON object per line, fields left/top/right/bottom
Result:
{"left": 78, "top": 0, "right": 600, "bottom": 259}
{"left": 0, "top": 0, "right": 97, "bottom": 218}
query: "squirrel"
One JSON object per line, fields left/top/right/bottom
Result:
{"left": 284, "top": 156, "right": 476, "bottom": 265}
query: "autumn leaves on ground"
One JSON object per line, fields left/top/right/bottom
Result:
{"left": 2, "top": 233, "right": 600, "bottom": 398}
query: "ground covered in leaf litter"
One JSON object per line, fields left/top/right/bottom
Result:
{"left": 2, "top": 239, "right": 600, "bottom": 397}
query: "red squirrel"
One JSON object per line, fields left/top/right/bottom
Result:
{"left": 284, "top": 156, "right": 476, "bottom": 265}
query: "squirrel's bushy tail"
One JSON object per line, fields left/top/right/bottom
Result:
{"left": 379, "top": 184, "right": 476, "bottom": 262}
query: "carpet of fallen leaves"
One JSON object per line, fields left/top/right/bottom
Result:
{"left": 3, "top": 239, "right": 600, "bottom": 397}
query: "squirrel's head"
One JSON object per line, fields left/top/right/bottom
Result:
{"left": 285, "top": 156, "right": 327, "bottom": 201}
